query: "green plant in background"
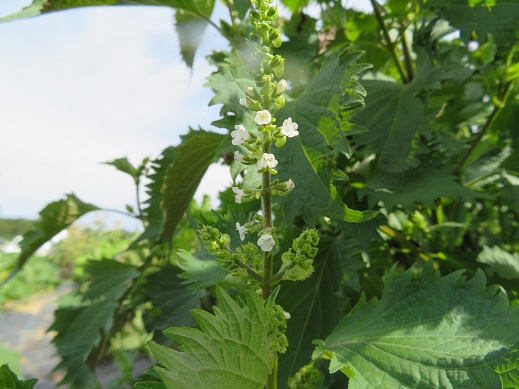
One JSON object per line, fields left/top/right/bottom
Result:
{"left": 1, "top": 0, "right": 519, "bottom": 388}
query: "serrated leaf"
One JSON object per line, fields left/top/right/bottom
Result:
{"left": 277, "top": 233, "right": 361, "bottom": 385}
{"left": 477, "top": 246, "right": 519, "bottom": 280}
{"left": 133, "top": 382, "right": 167, "bottom": 389}
{"left": 276, "top": 48, "right": 378, "bottom": 225}
{"left": 0, "top": 194, "right": 99, "bottom": 285}
{"left": 161, "top": 129, "right": 227, "bottom": 242}
{"left": 360, "top": 163, "right": 482, "bottom": 209}
{"left": 354, "top": 51, "right": 441, "bottom": 173}
{"left": 174, "top": 0, "right": 215, "bottom": 68}
{"left": 148, "top": 287, "right": 274, "bottom": 389}
{"left": 312, "top": 263, "right": 519, "bottom": 388}
{"left": 143, "top": 264, "right": 203, "bottom": 338}
{"left": 176, "top": 250, "right": 231, "bottom": 291}
{"left": 426, "top": 0, "right": 519, "bottom": 47}
{"left": 102, "top": 157, "right": 139, "bottom": 181}
{"left": 0, "top": 364, "right": 37, "bottom": 389}
{"left": 49, "top": 259, "right": 139, "bottom": 388}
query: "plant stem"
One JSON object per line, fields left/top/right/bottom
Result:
{"left": 370, "top": 0, "right": 408, "bottom": 84}
{"left": 400, "top": 24, "right": 414, "bottom": 81}
{"left": 454, "top": 81, "right": 513, "bottom": 175}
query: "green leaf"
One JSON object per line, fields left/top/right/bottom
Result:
{"left": 174, "top": 0, "right": 215, "bottom": 68}
{"left": 354, "top": 51, "right": 441, "bottom": 173}
{"left": 276, "top": 48, "right": 378, "bottom": 225}
{"left": 102, "top": 157, "right": 139, "bottom": 181}
{"left": 281, "top": 0, "right": 310, "bottom": 12}
{"left": 360, "top": 163, "right": 483, "bottom": 210}
{"left": 161, "top": 129, "right": 227, "bottom": 242}
{"left": 148, "top": 287, "right": 274, "bottom": 389}
{"left": 0, "top": 194, "right": 99, "bottom": 285}
{"left": 426, "top": 0, "right": 519, "bottom": 47}
{"left": 277, "top": 233, "right": 361, "bottom": 385}
{"left": 49, "top": 259, "right": 139, "bottom": 388}
{"left": 143, "top": 264, "right": 204, "bottom": 338}
{"left": 176, "top": 250, "right": 231, "bottom": 291}
{"left": 312, "top": 263, "right": 519, "bottom": 388}
{"left": 477, "top": 246, "right": 519, "bottom": 280}
{"left": 0, "top": 365, "right": 37, "bottom": 389}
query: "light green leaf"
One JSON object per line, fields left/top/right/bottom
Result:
{"left": 0, "top": 194, "right": 99, "bottom": 285}
{"left": 313, "top": 263, "right": 519, "bottom": 388}
{"left": 276, "top": 48, "right": 378, "bottom": 225}
{"left": 477, "top": 246, "right": 519, "bottom": 280}
{"left": 148, "top": 287, "right": 274, "bottom": 389}
{"left": 281, "top": 0, "right": 310, "bottom": 12}
{"left": 0, "top": 364, "right": 37, "bottom": 389}
{"left": 176, "top": 250, "right": 232, "bottom": 291}
{"left": 49, "top": 259, "right": 139, "bottom": 388}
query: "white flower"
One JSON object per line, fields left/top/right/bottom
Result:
{"left": 236, "top": 222, "right": 248, "bottom": 241}
{"left": 276, "top": 79, "right": 287, "bottom": 95}
{"left": 232, "top": 187, "right": 246, "bottom": 204}
{"left": 234, "top": 151, "right": 245, "bottom": 163}
{"left": 257, "top": 153, "right": 278, "bottom": 170}
{"left": 281, "top": 117, "right": 299, "bottom": 138}
{"left": 255, "top": 110, "right": 272, "bottom": 125}
{"left": 231, "top": 125, "right": 250, "bottom": 146}
{"left": 282, "top": 311, "right": 291, "bottom": 320}
{"left": 257, "top": 234, "right": 275, "bottom": 252}
{"left": 239, "top": 97, "right": 247, "bottom": 106}
{"left": 285, "top": 179, "right": 295, "bottom": 190}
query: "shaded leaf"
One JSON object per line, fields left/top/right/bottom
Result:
{"left": 143, "top": 264, "right": 204, "bottom": 339}
{"left": 477, "top": 246, "right": 519, "bottom": 280}
{"left": 426, "top": 0, "right": 519, "bottom": 47}
{"left": 174, "top": 0, "right": 215, "bottom": 68}
{"left": 176, "top": 250, "right": 231, "bottom": 291}
{"left": 0, "top": 364, "right": 37, "bottom": 389}
{"left": 161, "top": 129, "right": 227, "bottom": 242}
{"left": 277, "top": 233, "right": 361, "bottom": 386}
{"left": 1, "top": 194, "right": 99, "bottom": 284}
{"left": 148, "top": 287, "right": 273, "bottom": 389}
{"left": 313, "top": 263, "right": 519, "bottom": 388}
{"left": 102, "top": 157, "right": 139, "bottom": 181}
{"left": 359, "top": 163, "right": 482, "bottom": 210}
{"left": 49, "top": 259, "right": 139, "bottom": 388}
{"left": 276, "top": 48, "right": 378, "bottom": 225}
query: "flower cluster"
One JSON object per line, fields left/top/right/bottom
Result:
{"left": 280, "top": 229, "right": 320, "bottom": 281}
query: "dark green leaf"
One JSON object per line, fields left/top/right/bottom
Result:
{"left": 49, "top": 259, "right": 139, "bottom": 388}
{"left": 161, "top": 129, "right": 227, "bottom": 242}
{"left": 176, "top": 250, "right": 232, "bottom": 291}
{"left": 276, "top": 48, "right": 378, "bottom": 225}
{"left": 0, "top": 364, "right": 37, "bottom": 389}
{"left": 102, "top": 157, "right": 139, "bottom": 181}
{"left": 148, "top": 287, "right": 273, "bottom": 389}
{"left": 313, "top": 263, "right": 519, "bottom": 388}
{"left": 426, "top": 0, "right": 519, "bottom": 47}
{"left": 1, "top": 194, "right": 99, "bottom": 285}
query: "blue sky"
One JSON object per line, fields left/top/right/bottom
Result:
{"left": 0, "top": 1, "right": 232, "bottom": 228}
{"left": 0, "top": 0, "right": 372, "bottom": 229}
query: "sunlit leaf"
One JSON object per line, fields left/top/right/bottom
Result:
{"left": 477, "top": 246, "right": 519, "bottom": 280}
{"left": 148, "top": 287, "right": 274, "bottom": 389}
{"left": 313, "top": 263, "right": 519, "bottom": 388}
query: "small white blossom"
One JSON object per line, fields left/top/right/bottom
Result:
{"left": 283, "top": 311, "right": 291, "bottom": 320}
{"left": 281, "top": 117, "right": 299, "bottom": 138}
{"left": 235, "top": 222, "right": 248, "bottom": 241}
{"left": 234, "top": 151, "right": 245, "bottom": 163}
{"left": 232, "top": 187, "right": 246, "bottom": 204}
{"left": 276, "top": 79, "right": 287, "bottom": 95}
{"left": 255, "top": 110, "right": 272, "bottom": 125}
{"left": 231, "top": 125, "right": 250, "bottom": 146}
{"left": 257, "top": 153, "right": 278, "bottom": 170}
{"left": 285, "top": 179, "right": 295, "bottom": 190}
{"left": 239, "top": 97, "right": 247, "bottom": 106}
{"left": 257, "top": 234, "right": 275, "bottom": 252}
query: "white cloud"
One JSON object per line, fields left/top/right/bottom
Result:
{"left": 0, "top": 4, "right": 230, "bottom": 224}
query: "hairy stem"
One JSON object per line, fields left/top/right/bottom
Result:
{"left": 370, "top": 0, "right": 408, "bottom": 83}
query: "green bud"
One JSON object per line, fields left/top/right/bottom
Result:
{"left": 275, "top": 136, "right": 287, "bottom": 148}
{"left": 274, "top": 95, "right": 285, "bottom": 109}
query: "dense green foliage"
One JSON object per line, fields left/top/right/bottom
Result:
{"left": 1, "top": 0, "right": 518, "bottom": 388}
{"left": 0, "top": 219, "right": 35, "bottom": 240}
